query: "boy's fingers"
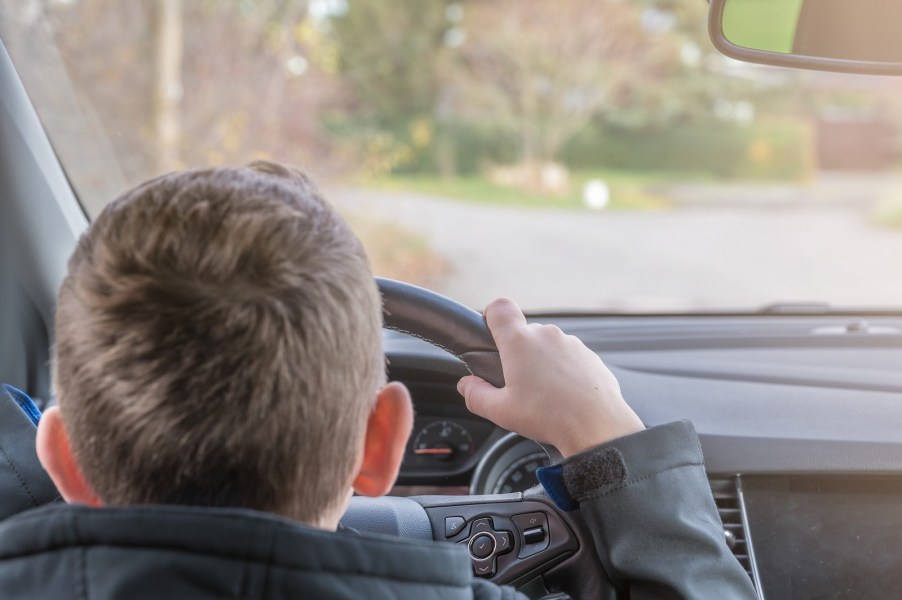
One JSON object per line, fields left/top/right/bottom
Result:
{"left": 484, "top": 298, "right": 527, "bottom": 346}
{"left": 458, "top": 375, "right": 505, "bottom": 421}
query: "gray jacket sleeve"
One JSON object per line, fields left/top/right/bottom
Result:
{"left": 471, "top": 578, "right": 529, "bottom": 600}
{"left": 556, "top": 420, "right": 758, "bottom": 599}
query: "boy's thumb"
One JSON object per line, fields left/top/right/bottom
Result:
{"left": 458, "top": 375, "right": 504, "bottom": 422}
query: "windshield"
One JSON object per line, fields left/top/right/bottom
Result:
{"left": 3, "top": 0, "right": 902, "bottom": 313}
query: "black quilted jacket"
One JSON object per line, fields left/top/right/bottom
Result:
{"left": 0, "top": 387, "right": 755, "bottom": 599}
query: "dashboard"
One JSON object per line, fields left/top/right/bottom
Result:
{"left": 385, "top": 313, "right": 902, "bottom": 598}
{"left": 391, "top": 381, "right": 549, "bottom": 497}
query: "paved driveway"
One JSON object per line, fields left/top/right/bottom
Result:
{"left": 330, "top": 184, "right": 902, "bottom": 312}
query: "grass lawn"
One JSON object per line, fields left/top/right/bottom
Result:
{"left": 365, "top": 169, "right": 706, "bottom": 212}
{"left": 872, "top": 187, "right": 902, "bottom": 229}
{"left": 343, "top": 214, "right": 448, "bottom": 285}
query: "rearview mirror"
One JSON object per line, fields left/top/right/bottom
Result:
{"left": 708, "top": 0, "right": 902, "bottom": 75}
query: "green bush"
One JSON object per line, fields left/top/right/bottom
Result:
{"left": 396, "top": 119, "right": 521, "bottom": 176}
{"left": 560, "top": 118, "right": 814, "bottom": 181}
{"left": 325, "top": 113, "right": 814, "bottom": 182}
{"left": 322, "top": 115, "right": 521, "bottom": 177}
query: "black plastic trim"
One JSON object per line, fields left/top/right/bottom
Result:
{"left": 735, "top": 476, "right": 764, "bottom": 599}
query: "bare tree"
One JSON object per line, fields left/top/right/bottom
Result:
{"left": 452, "top": 0, "right": 666, "bottom": 171}
{"left": 154, "top": 0, "right": 183, "bottom": 173}
{"left": 28, "top": 0, "right": 348, "bottom": 190}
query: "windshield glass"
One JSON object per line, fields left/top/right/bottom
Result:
{"left": 3, "top": 0, "right": 902, "bottom": 313}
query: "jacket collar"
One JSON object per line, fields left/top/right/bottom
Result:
{"left": 0, "top": 503, "right": 473, "bottom": 596}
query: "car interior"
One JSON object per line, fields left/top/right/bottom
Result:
{"left": 3, "top": 1, "right": 902, "bottom": 598}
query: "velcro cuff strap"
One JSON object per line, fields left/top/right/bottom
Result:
{"left": 538, "top": 421, "right": 702, "bottom": 511}
{"left": 536, "top": 464, "right": 579, "bottom": 512}
{"left": 537, "top": 447, "right": 629, "bottom": 512}
{"left": 563, "top": 447, "right": 629, "bottom": 502}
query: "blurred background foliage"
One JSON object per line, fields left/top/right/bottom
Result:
{"left": 6, "top": 0, "right": 902, "bottom": 297}
{"left": 3, "top": 0, "right": 900, "bottom": 209}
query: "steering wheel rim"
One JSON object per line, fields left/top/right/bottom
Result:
{"left": 377, "top": 277, "right": 563, "bottom": 463}
{"left": 378, "top": 277, "right": 505, "bottom": 387}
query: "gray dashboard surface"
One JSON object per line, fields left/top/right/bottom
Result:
{"left": 384, "top": 315, "right": 902, "bottom": 476}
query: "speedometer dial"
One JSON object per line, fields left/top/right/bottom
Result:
{"left": 412, "top": 420, "right": 475, "bottom": 462}
{"left": 491, "top": 451, "right": 550, "bottom": 494}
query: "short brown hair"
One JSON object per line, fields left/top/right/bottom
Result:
{"left": 53, "top": 162, "right": 384, "bottom": 523}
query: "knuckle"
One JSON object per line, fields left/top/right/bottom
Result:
{"left": 510, "top": 324, "right": 531, "bottom": 340}
{"left": 537, "top": 324, "right": 563, "bottom": 339}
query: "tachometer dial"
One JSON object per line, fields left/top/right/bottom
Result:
{"left": 412, "top": 421, "right": 475, "bottom": 462}
{"left": 491, "top": 451, "right": 550, "bottom": 494}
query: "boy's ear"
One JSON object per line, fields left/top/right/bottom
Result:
{"left": 36, "top": 406, "right": 102, "bottom": 506}
{"left": 352, "top": 381, "right": 414, "bottom": 497}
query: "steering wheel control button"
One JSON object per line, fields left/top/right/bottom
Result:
{"left": 471, "top": 517, "right": 493, "bottom": 535}
{"left": 494, "top": 530, "right": 512, "bottom": 553}
{"left": 523, "top": 526, "right": 546, "bottom": 545}
{"left": 469, "top": 533, "right": 496, "bottom": 559}
{"left": 444, "top": 516, "right": 465, "bottom": 538}
{"left": 472, "top": 557, "right": 496, "bottom": 578}
{"left": 512, "top": 512, "right": 551, "bottom": 559}
{"left": 426, "top": 501, "right": 578, "bottom": 583}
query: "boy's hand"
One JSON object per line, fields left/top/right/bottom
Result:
{"left": 458, "top": 299, "right": 645, "bottom": 458}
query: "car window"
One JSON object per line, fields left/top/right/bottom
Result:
{"left": 3, "top": 0, "right": 902, "bottom": 312}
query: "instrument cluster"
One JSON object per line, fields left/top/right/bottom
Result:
{"left": 393, "top": 382, "right": 551, "bottom": 497}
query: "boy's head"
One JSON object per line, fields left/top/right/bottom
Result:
{"left": 38, "top": 162, "right": 413, "bottom": 526}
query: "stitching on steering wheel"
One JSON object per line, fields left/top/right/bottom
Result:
{"left": 383, "top": 324, "right": 473, "bottom": 375}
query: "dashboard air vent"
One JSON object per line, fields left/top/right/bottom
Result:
{"left": 709, "top": 477, "right": 760, "bottom": 594}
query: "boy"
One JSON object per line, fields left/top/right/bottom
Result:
{"left": 0, "top": 162, "right": 756, "bottom": 598}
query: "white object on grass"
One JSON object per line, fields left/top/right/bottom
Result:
{"left": 583, "top": 179, "right": 610, "bottom": 210}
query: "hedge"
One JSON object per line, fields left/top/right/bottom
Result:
{"left": 329, "top": 115, "right": 815, "bottom": 181}
{"left": 560, "top": 118, "right": 815, "bottom": 181}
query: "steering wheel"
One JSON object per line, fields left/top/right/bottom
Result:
{"left": 339, "top": 278, "right": 616, "bottom": 600}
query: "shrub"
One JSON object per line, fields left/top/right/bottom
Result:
{"left": 560, "top": 117, "right": 814, "bottom": 181}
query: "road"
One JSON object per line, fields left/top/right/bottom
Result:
{"left": 330, "top": 182, "right": 902, "bottom": 312}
